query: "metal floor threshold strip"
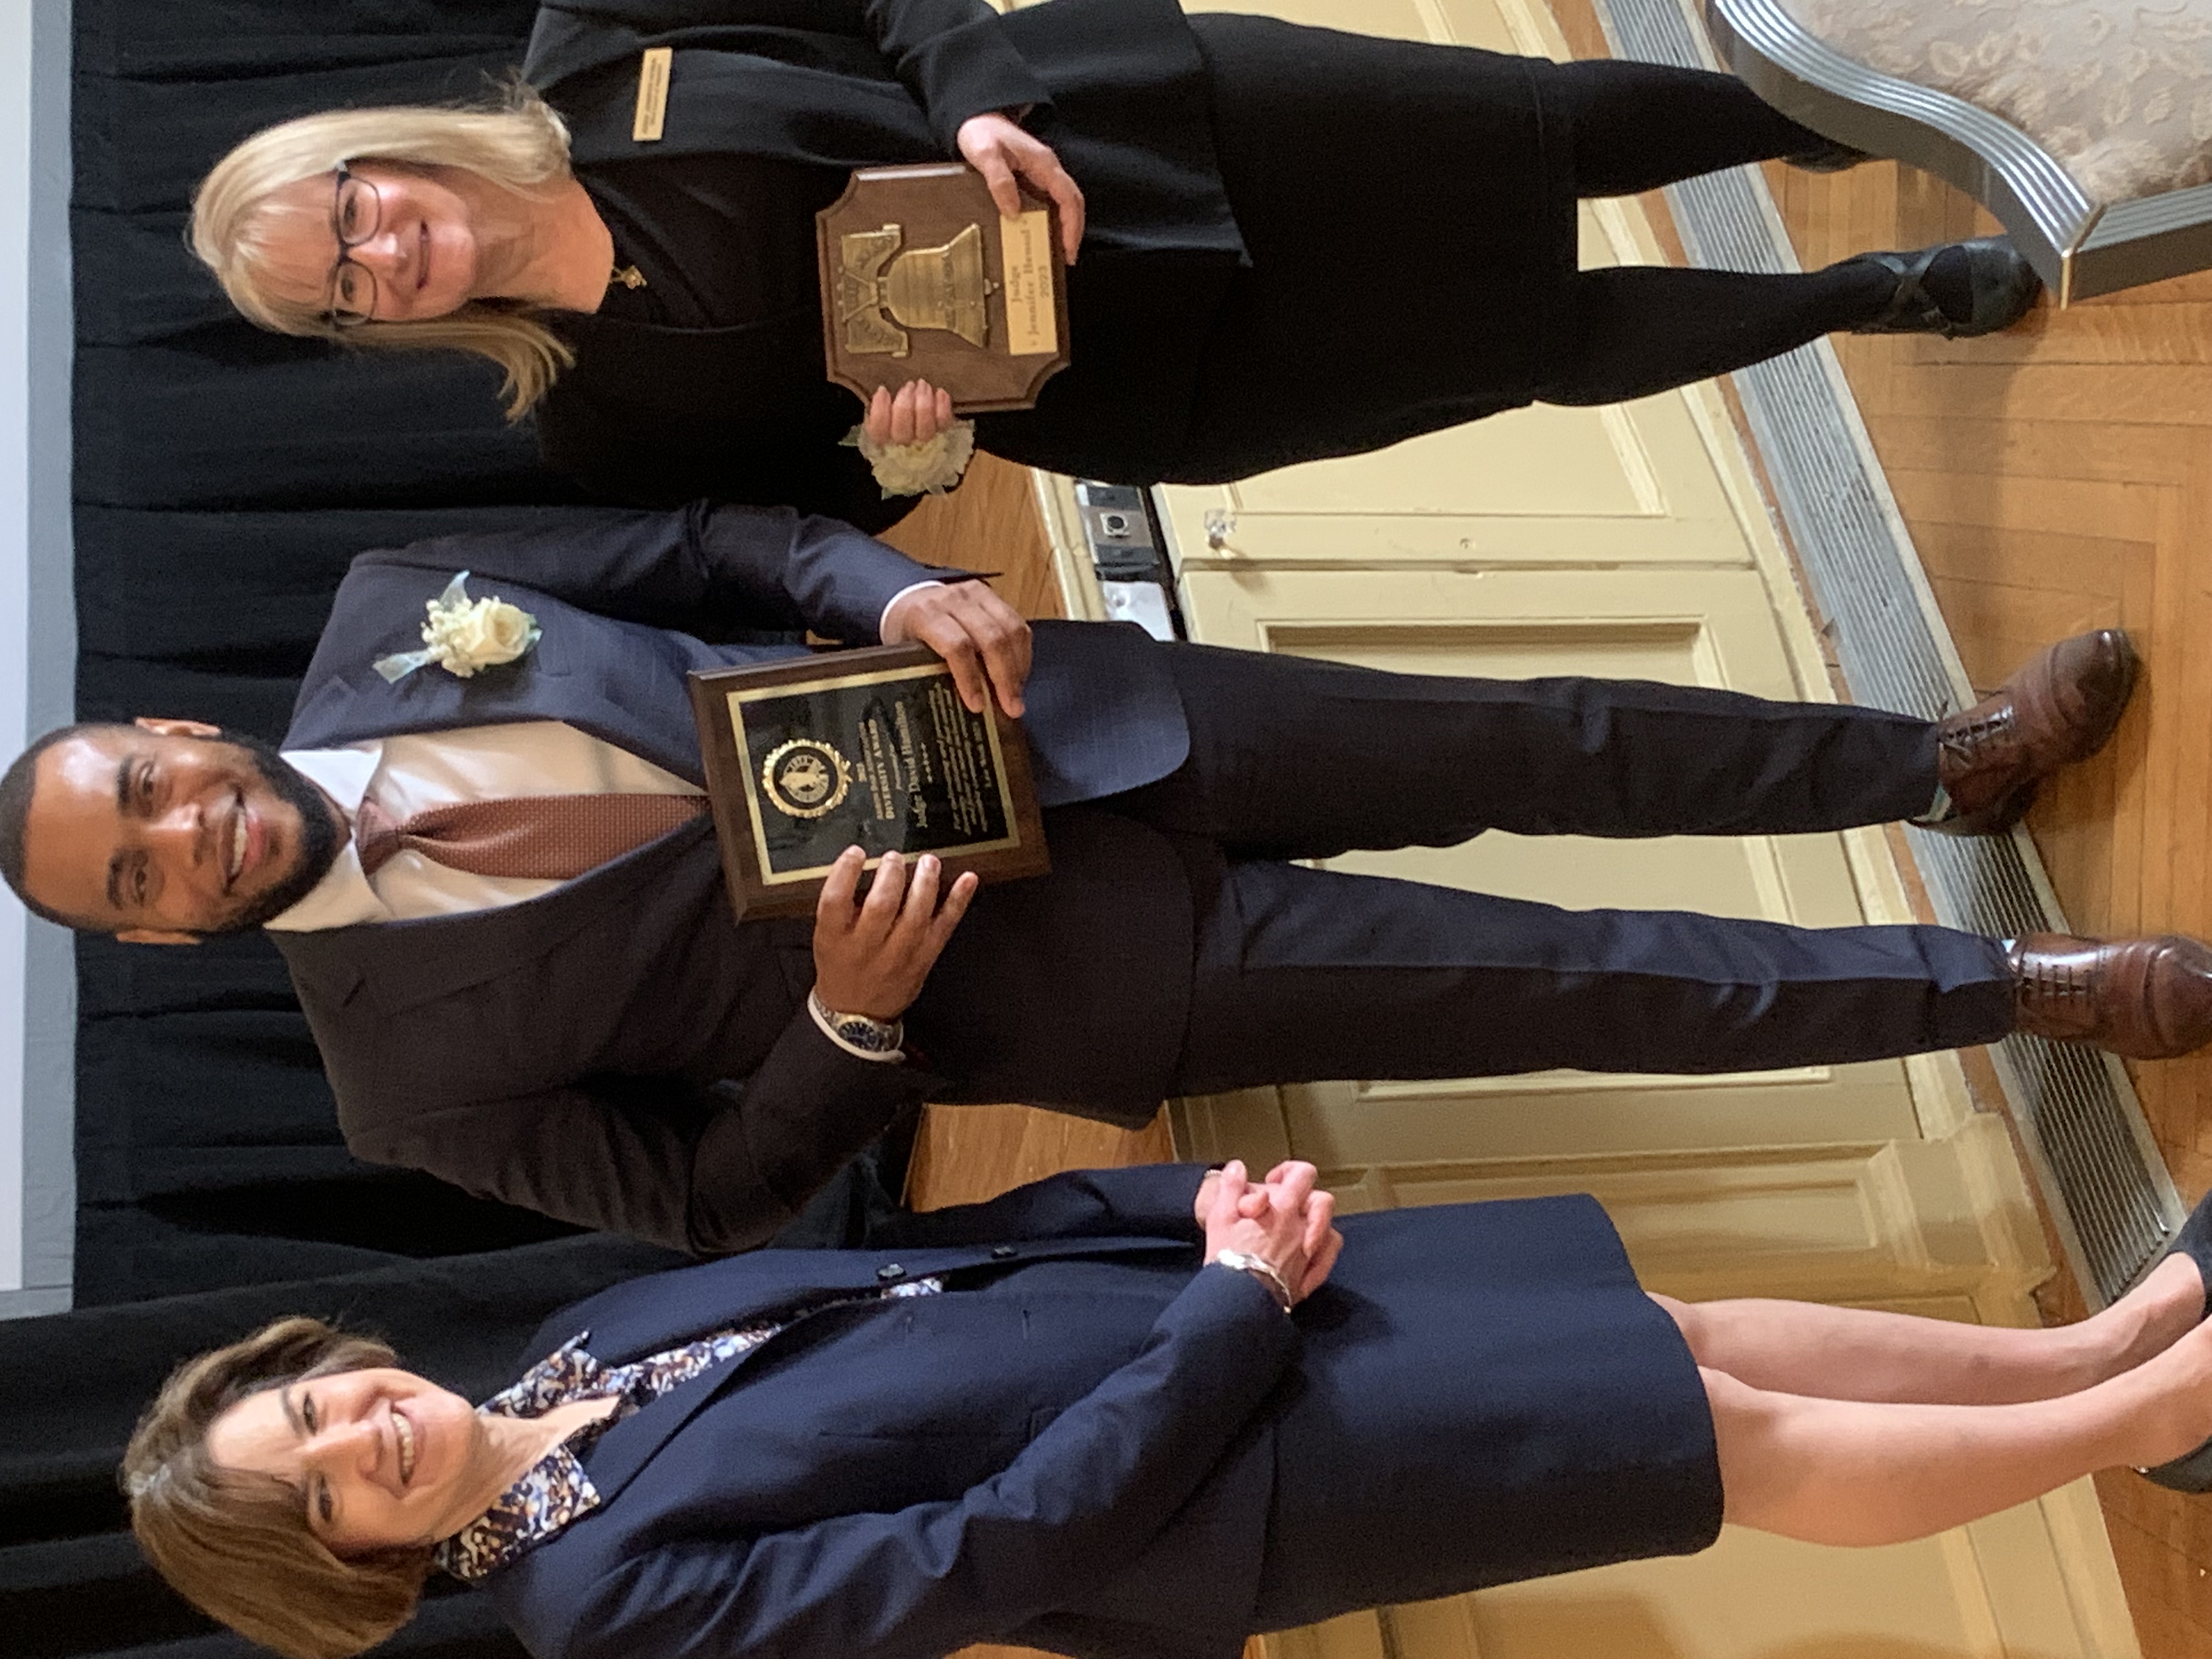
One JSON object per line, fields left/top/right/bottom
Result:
{"left": 1592, "top": 0, "right": 2181, "bottom": 1305}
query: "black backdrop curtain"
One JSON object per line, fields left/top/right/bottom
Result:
{"left": 6, "top": 4, "right": 707, "bottom": 1658}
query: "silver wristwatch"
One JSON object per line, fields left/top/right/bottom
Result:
{"left": 808, "top": 990, "right": 905, "bottom": 1058}
{"left": 1212, "top": 1249, "right": 1295, "bottom": 1312}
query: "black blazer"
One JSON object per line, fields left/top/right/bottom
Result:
{"left": 480, "top": 1164, "right": 1722, "bottom": 1659}
{"left": 270, "top": 504, "right": 1199, "bottom": 1254}
{"left": 521, "top": 0, "right": 1245, "bottom": 527}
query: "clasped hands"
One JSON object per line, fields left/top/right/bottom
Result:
{"left": 1198, "top": 1159, "right": 1344, "bottom": 1308}
{"left": 858, "top": 112, "right": 1085, "bottom": 454}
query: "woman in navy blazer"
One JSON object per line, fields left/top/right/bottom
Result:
{"left": 126, "top": 1161, "right": 2212, "bottom": 1659}
{"left": 184, "top": 0, "right": 2037, "bottom": 531}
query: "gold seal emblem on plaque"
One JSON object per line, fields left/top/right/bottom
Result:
{"left": 761, "top": 738, "right": 856, "bottom": 820}
{"left": 836, "top": 221, "right": 995, "bottom": 358}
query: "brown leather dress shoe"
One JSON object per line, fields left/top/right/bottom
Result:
{"left": 1922, "top": 629, "right": 2140, "bottom": 836}
{"left": 2009, "top": 933, "right": 2212, "bottom": 1059}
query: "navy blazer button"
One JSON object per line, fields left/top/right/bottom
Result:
{"left": 877, "top": 1263, "right": 905, "bottom": 1280}
{"left": 990, "top": 1244, "right": 1018, "bottom": 1259}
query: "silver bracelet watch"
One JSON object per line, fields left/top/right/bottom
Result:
{"left": 808, "top": 990, "right": 905, "bottom": 1058}
{"left": 1212, "top": 1249, "right": 1295, "bottom": 1313}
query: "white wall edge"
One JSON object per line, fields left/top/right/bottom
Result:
{"left": 2, "top": 0, "right": 78, "bottom": 1313}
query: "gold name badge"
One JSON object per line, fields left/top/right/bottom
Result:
{"left": 633, "top": 47, "right": 672, "bottom": 143}
{"left": 998, "top": 209, "right": 1057, "bottom": 357}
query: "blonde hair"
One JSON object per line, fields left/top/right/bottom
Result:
{"left": 189, "top": 92, "right": 579, "bottom": 416}
{"left": 124, "top": 1317, "right": 435, "bottom": 1659}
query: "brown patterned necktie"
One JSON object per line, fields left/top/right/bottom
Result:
{"left": 353, "top": 793, "right": 708, "bottom": 881}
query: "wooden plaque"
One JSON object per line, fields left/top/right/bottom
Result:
{"left": 689, "top": 645, "right": 1051, "bottom": 921}
{"left": 816, "top": 163, "right": 1072, "bottom": 414}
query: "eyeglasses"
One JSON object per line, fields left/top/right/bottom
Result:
{"left": 324, "top": 166, "right": 383, "bottom": 329}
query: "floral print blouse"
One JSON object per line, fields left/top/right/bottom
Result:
{"left": 433, "top": 1278, "right": 943, "bottom": 1583}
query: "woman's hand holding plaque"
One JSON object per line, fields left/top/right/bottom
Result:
{"left": 955, "top": 113, "right": 1086, "bottom": 264}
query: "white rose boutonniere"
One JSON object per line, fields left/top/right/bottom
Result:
{"left": 372, "top": 572, "right": 543, "bottom": 684}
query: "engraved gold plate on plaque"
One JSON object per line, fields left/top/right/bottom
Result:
{"left": 999, "top": 209, "right": 1058, "bottom": 357}
{"left": 817, "top": 164, "right": 1071, "bottom": 414}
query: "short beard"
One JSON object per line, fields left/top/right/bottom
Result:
{"left": 201, "top": 730, "right": 345, "bottom": 935}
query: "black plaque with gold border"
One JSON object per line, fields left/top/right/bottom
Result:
{"left": 689, "top": 645, "right": 1049, "bottom": 921}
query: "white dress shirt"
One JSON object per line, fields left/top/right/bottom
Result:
{"left": 268, "top": 722, "right": 703, "bottom": 930}
{"left": 268, "top": 581, "right": 946, "bottom": 931}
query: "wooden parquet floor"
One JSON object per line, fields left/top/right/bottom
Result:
{"left": 1772, "top": 161, "right": 2212, "bottom": 1659}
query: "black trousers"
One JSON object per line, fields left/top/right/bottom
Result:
{"left": 1100, "top": 644, "right": 2016, "bottom": 1089}
{"left": 1085, "top": 18, "right": 1904, "bottom": 483}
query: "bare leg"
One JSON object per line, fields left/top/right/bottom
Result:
{"left": 1710, "top": 1311, "right": 2212, "bottom": 1545}
{"left": 1654, "top": 1254, "right": 2202, "bottom": 1405}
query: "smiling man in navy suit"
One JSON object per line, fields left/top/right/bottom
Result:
{"left": 2, "top": 501, "right": 2202, "bottom": 1254}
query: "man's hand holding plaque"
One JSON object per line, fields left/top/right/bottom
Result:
{"left": 881, "top": 580, "right": 1032, "bottom": 718}
{"left": 812, "top": 847, "right": 977, "bottom": 1023}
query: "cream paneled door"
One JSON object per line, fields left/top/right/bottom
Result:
{"left": 1138, "top": 1, "right": 2141, "bottom": 1654}
{"left": 1171, "top": 2, "right": 1757, "bottom": 577}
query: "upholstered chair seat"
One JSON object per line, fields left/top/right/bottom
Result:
{"left": 1782, "top": 0, "right": 2212, "bottom": 202}
{"left": 1713, "top": 0, "right": 2212, "bottom": 298}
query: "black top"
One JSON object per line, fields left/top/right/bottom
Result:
{"left": 545, "top": 153, "right": 894, "bottom": 529}
{"left": 580, "top": 154, "right": 849, "bottom": 332}
{"left": 522, "top": 0, "right": 1243, "bottom": 531}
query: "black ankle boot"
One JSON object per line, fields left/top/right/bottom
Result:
{"left": 2135, "top": 1188, "right": 2212, "bottom": 1491}
{"left": 1848, "top": 236, "right": 2041, "bottom": 339}
{"left": 2143, "top": 1438, "right": 2212, "bottom": 1492}
{"left": 1783, "top": 136, "right": 1870, "bottom": 173}
{"left": 2167, "top": 1186, "right": 2212, "bottom": 1320}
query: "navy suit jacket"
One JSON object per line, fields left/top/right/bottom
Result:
{"left": 478, "top": 1166, "right": 1721, "bottom": 1659}
{"left": 484, "top": 1163, "right": 1291, "bottom": 1659}
{"left": 270, "top": 504, "right": 1197, "bottom": 1255}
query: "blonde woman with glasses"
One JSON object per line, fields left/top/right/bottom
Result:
{"left": 193, "top": 0, "right": 2038, "bottom": 532}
